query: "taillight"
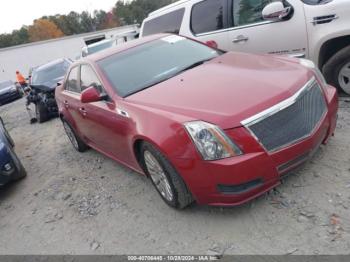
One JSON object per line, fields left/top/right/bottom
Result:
{"left": 205, "top": 40, "right": 218, "bottom": 49}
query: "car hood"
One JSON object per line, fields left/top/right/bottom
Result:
{"left": 126, "top": 52, "right": 314, "bottom": 129}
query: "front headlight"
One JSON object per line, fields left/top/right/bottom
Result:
{"left": 10, "top": 86, "right": 17, "bottom": 92}
{"left": 184, "top": 121, "right": 243, "bottom": 161}
{"left": 299, "top": 58, "right": 327, "bottom": 86}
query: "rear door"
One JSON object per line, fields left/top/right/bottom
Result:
{"left": 189, "top": 0, "right": 230, "bottom": 50}
{"left": 226, "top": 0, "right": 308, "bottom": 57}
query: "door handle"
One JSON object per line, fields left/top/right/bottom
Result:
{"left": 233, "top": 35, "right": 249, "bottom": 43}
{"left": 79, "top": 107, "right": 87, "bottom": 117}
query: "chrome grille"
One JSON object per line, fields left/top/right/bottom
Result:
{"left": 241, "top": 78, "right": 327, "bottom": 153}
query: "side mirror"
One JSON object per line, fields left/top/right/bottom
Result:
{"left": 262, "top": 2, "right": 291, "bottom": 21}
{"left": 81, "top": 86, "right": 101, "bottom": 103}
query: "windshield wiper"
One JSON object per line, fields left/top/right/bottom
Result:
{"left": 176, "top": 58, "right": 213, "bottom": 75}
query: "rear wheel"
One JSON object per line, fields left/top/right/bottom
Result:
{"left": 35, "top": 103, "right": 49, "bottom": 123}
{"left": 323, "top": 45, "right": 350, "bottom": 95}
{"left": 140, "top": 142, "right": 193, "bottom": 209}
{"left": 62, "top": 120, "right": 89, "bottom": 152}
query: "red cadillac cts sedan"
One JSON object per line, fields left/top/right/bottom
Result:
{"left": 56, "top": 34, "right": 338, "bottom": 209}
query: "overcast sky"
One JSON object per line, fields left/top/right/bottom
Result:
{"left": 0, "top": 0, "right": 124, "bottom": 34}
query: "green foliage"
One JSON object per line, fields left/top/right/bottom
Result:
{"left": 113, "top": 0, "right": 179, "bottom": 25}
{"left": 0, "top": 26, "right": 29, "bottom": 48}
{"left": 0, "top": 0, "right": 180, "bottom": 48}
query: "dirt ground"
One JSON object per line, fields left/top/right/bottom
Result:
{"left": 0, "top": 97, "right": 349, "bottom": 255}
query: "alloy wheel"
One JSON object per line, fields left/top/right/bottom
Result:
{"left": 144, "top": 150, "right": 174, "bottom": 202}
{"left": 338, "top": 62, "right": 350, "bottom": 95}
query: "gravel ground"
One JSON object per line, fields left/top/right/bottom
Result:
{"left": 0, "top": 97, "right": 349, "bottom": 255}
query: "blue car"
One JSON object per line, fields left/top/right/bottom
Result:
{"left": 0, "top": 117, "right": 26, "bottom": 186}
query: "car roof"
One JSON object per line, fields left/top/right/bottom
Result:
{"left": 83, "top": 33, "right": 170, "bottom": 63}
{"left": 0, "top": 80, "right": 13, "bottom": 85}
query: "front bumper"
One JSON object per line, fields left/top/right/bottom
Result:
{"left": 172, "top": 85, "right": 338, "bottom": 206}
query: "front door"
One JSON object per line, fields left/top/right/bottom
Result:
{"left": 227, "top": 0, "right": 308, "bottom": 57}
{"left": 77, "top": 65, "right": 132, "bottom": 164}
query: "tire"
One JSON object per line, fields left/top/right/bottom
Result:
{"left": 140, "top": 142, "right": 194, "bottom": 209}
{"left": 35, "top": 102, "right": 49, "bottom": 123}
{"left": 323, "top": 45, "right": 350, "bottom": 95}
{"left": 62, "top": 120, "right": 89, "bottom": 152}
{"left": 9, "top": 147, "right": 27, "bottom": 181}
{"left": 0, "top": 118, "right": 14, "bottom": 147}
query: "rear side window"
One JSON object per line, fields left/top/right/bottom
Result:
{"left": 66, "top": 66, "right": 80, "bottom": 93}
{"left": 191, "top": 0, "right": 227, "bottom": 35}
{"left": 142, "top": 8, "right": 185, "bottom": 36}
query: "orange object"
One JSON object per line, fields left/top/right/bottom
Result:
{"left": 16, "top": 71, "right": 26, "bottom": 84}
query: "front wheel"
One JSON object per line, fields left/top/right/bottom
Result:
{"left": 323, "top": 45, "right": 350, "bottom": 95}
{"left": 62, "top": 120, "right": 89, "bottom": 152}
{"left": 140, "top": 142, "right": 193, "bottom": 209}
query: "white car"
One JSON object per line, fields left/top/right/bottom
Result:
{"left": 140, "top": 0, "right": 350, "bottom": 95}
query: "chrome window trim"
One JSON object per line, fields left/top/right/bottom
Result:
{"left": 241, "top": 77, "right": 328, "bottom": 153}
{"left": 193, "top": 20, "right": 275, "bottom": 37}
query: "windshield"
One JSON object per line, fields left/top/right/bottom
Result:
{"left": 32, "top": 61, "right": 70, "bottom": 85}
{"left": 301, "top": 0, "right": 333, "bottom": 5}
{"left": 0, "top": 80, "right": 14, "bottom": 89}
{"left": 98, "top": 36, "right": 222, "bottom": 97}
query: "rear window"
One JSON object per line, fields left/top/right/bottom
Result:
{"left": 142, "top": 8, "right": 185, "bottom": 36}
{"left": 191, "top": 0, "right": 227, "bottom": 35}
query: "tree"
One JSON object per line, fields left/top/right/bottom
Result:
{"left": 113, "top": 0, "right": 179, "bottom": 25}
{"left": 28, "top": 19, "right": 64, "bottom": 42}
{"left": 80, "top": 11, "right": 95, "bottom": 33}
{"left": 94, "top": 10, "right": 119, "bottom": 30}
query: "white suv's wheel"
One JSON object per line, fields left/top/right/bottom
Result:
{"left": 323, "top": 45, "right": 350, "bottom": 96}
{"left": 338, "top": 62, "right": 350, "bottom": 95}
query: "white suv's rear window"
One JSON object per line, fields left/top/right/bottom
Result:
{"left": 142, "top": 8, "right": 185, "bottom": 37}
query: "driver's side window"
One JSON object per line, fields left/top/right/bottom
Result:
{"left": 80, "top": 65, "right": 105, "bottom": 95}
{"left": 232, "top": 0, "right": 275, "bottom": 27}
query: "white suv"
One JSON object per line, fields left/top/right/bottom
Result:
{"left": 140, "top": 0, "right": 350, "bottom": 95}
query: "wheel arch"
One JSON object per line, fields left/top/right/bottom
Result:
{"left": 132, "top": 135, "right": 168, "bottom": 174}
{"left": 318, "top": 35, "right": 350, "bottom": 69}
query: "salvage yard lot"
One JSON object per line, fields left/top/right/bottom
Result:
{"left": 0, "top": 97, "right": 349, "bottom": 255}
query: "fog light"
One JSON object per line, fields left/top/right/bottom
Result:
{"left": 4, "top": 163, "right": 12, "bottom": 171}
